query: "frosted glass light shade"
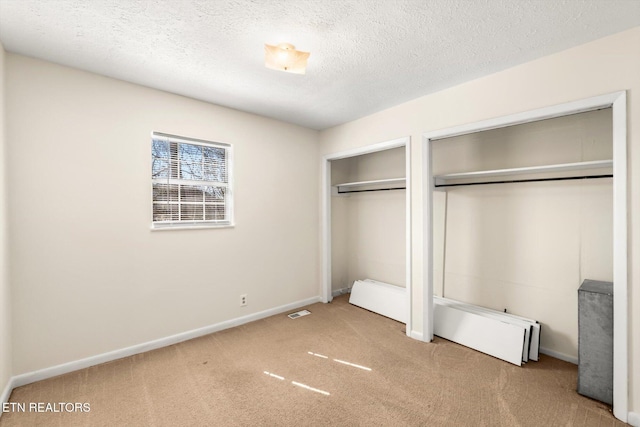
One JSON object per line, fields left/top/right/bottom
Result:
{"left": 264, "top": 43, "right": 310, "bottom": 74}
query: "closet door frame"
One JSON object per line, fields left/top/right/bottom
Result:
{"left": 421, "top": 91, "right": 628, "bottom": 422}
{"left": 322, "top": 137, "right": 412, "bottom": 335}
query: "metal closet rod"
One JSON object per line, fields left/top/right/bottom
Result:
{"left": 434, "top": 174, "right": 613, "bottom": 188}
{"left": 337, "top": 187, "right": 406, "bottom": 194}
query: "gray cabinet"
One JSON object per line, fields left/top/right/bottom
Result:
{"left": 577, "top": 279, "right": 613, "bottom": 405}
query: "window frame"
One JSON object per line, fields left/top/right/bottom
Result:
{"left": 150, "top": 131, "right": 234, "bottom": 230}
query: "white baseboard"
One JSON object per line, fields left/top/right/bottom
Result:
{"left": 628, "top": 411, "right": 639, "bottom": 426}
{"left": 331, "top": 287, "right": 351, "bottom": 297}
{"left": 539, "top": 347, "right": 578, "bottom": 365}
{"left": 0, "top": 377, "right": 15, "bottom": 418}
{"left": 11, "top": 296, "right": 321, "bottom": 389}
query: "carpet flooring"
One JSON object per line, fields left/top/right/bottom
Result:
{"left": 0, "top": 295, "right": 625, "bottom": 426}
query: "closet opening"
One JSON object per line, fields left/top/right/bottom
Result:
{"left": 321, "top": 137, "right": 412, "bottom": 336}
{"left": 422, "top": 92, "right": 627, "bottom": 422}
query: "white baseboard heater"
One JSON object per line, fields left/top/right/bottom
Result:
{"left": 349, "top": 279, "right": 407, "bottom": 324}
{"left": 434, "top": 296, "right": 540, "bottom": 366}
{"left": 347, "top": 279, "right": 540, "bottom": 366}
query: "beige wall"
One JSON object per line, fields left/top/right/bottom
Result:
{"left": 6, "top": 54, "right": 320, "bottom": 374}
{"left": 331, "top": 148, "right": 406, "bottom": 291}
{"left": 0, "top": 42, "right": 12, "bottom": 398}
{"left": 319, "top": 27, "right": 640, "bottom": 412}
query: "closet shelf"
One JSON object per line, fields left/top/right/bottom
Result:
{"left": 334, "top": 177, "right": 406, "bottom": 193}
{"left": 434, "top": 160, "right": 613, "bottom": 187}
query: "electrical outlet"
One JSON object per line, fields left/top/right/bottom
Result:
{"left": 240, "top": 294, "right": 247, "bottom": 307}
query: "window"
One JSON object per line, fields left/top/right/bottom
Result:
{"left": 151, "top": 132, "right": 233, "bottom": 229}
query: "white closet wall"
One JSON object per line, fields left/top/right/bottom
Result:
{"left": 331, "top": 147, "right": 406, "bottom": 293}
{"left": 432, "top": 109, "right": 613, "bottom": 361}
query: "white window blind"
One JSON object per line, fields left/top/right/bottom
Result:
{"left": 151, "top": 132, "right": 233, "bottom": 228}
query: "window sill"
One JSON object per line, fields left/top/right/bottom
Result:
{"left": 150, "top": 223, "right": 235, "bottom": 231}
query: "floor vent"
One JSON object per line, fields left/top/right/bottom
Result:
{"left": 288, "top": 309, "right": 311, "bottom": 319}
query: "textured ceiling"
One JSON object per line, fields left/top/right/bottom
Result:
{"left": 0, "top": 0, "right": 639, "bottom": 130}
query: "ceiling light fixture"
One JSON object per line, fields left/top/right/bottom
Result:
{"left": 264, "top": 43, "right": 310, "bottom": 75}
